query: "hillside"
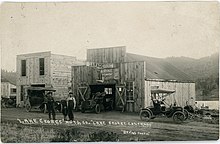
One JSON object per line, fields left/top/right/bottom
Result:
{"left": 1, "top": 53, "right": 218, "bottom": 101}
{"left": 126, "top": 53, "right": 191, "bottom": 81}
{"left": 166, "top": 53, "right": 219, "bottom": 80}
{"left": 166, "top": 53, "right": 219, "bottom": 101}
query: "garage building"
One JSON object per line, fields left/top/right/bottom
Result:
{"left": 72, "top": 46, "right": 195, "bottom": 112}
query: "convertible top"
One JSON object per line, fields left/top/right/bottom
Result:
{"left": 25, "top": 86, "right": 56, "bottom": 92}
{"left": 151, "top": 88, "right": 175, "bottom": 94}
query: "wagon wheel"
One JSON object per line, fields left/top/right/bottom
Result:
{"left": 26, "top": 103, "right": 31, "bottom": 112}
{"left": 184, "top": 109, "right": 189, "bottom": 120}
{"left": 95, "top": 104, "right": 101, "bottom": 114}
{"left": 173, "top": 111, "right": 185, "bottom": 124}
{"left": 140, "top": 110, "right": 152, "bottom": 121}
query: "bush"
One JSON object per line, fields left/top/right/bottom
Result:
{"left": 1, "top": 123, "right": 55, "bottom": 143}
{"left": 51, "top": 129, "right": 119, "bottom": 142}
{"left": 88, "top": 131, "right": 119, "bottom": 142}
{"left": 51, "top": 128, "right": 88, "bottom": 142}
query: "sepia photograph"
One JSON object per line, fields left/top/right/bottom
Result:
{"left": 0, "top": 1, "right": 219, "bottom": 142}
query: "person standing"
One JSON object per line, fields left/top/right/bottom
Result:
{"left": 61, "top": 99, "right": 68, "bottom": 121}
{"left": 66, "top": 92, "right": 76, "bottom": 121}
{"left": 46, "top": 92, "right": 56, "bottom": 120}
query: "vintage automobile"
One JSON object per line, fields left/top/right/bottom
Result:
{"left": 25, "top": 86, "right": 56, "bottom": 113}
{"left": 81, "top": 91, "right": 113, "bottom": 114}
{"left": 139, "top": 88, "right": 188, "bottom": 123}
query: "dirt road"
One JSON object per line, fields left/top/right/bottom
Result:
{"left": 1, "top": 108, "right": 219, "bottom": 141}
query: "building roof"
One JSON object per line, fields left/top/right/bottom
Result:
{"left": 1, "top": 76, "right": 16, "bottom": 85}
{"left": 126, "top": 53, "right": 191, "bottom": 81}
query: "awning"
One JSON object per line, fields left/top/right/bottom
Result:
{"left": 151, "top": 88, "right": 175, "bottom": 94}
{"left": 25, "top": 86, "right": 56, "bottom": 92}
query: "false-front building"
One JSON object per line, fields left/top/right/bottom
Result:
{"left": 16, "top": 51, "right": 84, "bottom": 106}
{"left": 72, "top": 46, "right": 195, "bottom": 112}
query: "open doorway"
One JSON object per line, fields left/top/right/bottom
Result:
{"left": 89, "top": 83, "right": 116, "bottom": 110}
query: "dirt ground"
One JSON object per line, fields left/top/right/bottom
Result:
{"left": 1, "top": 108, "right": 219, "bottom": 141}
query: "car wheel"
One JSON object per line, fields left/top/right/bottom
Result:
{"left": 26, "top": 103, "right": 31, "bottom": 112}
{"left": 95, "top": 104, "right": 101, "bottom": 114}
{"left": 184, "top": 109, "right": 189, "bottom": 120}
{"left": 173, "top": 111, "right": 185, "bottom": 124}
{"left": 140, "top": 110, "right": 152, "bottom": 121}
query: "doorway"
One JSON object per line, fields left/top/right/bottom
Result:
{"left": 89, "top": 84, "right": 116, "bottom": 110}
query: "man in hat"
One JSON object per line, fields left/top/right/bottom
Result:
{"left": 66, "top": 92, "right": 76, "bottom": 121}
{"left": 46, "top": 92, "right": 56, "bottom": 120}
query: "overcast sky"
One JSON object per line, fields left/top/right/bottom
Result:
{"left": 0, "top": 2, "right": 219, "bottom": 71}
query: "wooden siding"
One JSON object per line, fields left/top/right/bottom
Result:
{"left": 71, "top": 61, "right": 146, "bottom": 112}
{"left": 51, "top": 54, "right": 84, "bottom": 100}
{"left": 71, "top": 65, "right": 99, "bottom": 107}
{"left": 87, "top": 46, "right": 126, "bottom": 64}
{"left": 17, "top": 52, "right": 51, "bottom": 86}
{"left": 16, "top": 51, "right": 85, "bottom": 105}
{"left": 1, "top": 82, "right": 16, "bottom": 98}
{"left": 16, "top": 52, "right": 52, "bottom": 105}
{"left": 120, "top": 61, "right": 145, "bottom": 112}
{"left": 144, "top": 80, "right": 195, "bottom": 107}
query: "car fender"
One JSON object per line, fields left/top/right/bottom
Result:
{"left": 140, "top": 108, "right": 153, "bottom": 116}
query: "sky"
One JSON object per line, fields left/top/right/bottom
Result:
{"left": 0, "top": 2, "right": 219, "bottom": 71}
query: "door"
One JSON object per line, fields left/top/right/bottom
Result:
{"left": 116, "top": 85, "right": 126, "bottom": 112}
{"left": 77, "top": 86, "right": 88, "bottom": 102}
{"left": 125, "top": 81, "right": 135, "bottom": 112}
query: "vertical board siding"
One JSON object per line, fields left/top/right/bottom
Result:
{"left": 144, "top": 80, "right": 195, "bottom": 107}
{"left": 16, "top": 52, "right": 85, "bottom": 105}
{"left": 51, "top": 54, "right": 84, "bottom": 100}
{"left": 87, "top": 46, "right": 126, "bottom": 63}
{"left": 71, "top": 65, "right": 99, "bottom": 106}
{"left": 121, "top": 61, "right": 145, "bottom": 112}
{"left": 16, "top": 52, "right": 52, "bottom": 105}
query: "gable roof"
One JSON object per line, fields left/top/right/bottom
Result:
{"left": 126, "top": 53, "right": 191, "bottom": 81}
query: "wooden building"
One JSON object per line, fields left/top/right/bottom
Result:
{"left": 72, "top": 46, "right": 196, "bottom": 112}
{"left": 1, "top": 77, "right": 16, "bottom": 99}
{"left": 16, "top": 51, "right": 85, "bottom": 107}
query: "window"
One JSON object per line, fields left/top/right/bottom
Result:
{"left": 126, "top": 81, "right": 134, "bottom": 101}
{"left": 39, "top": 58, "right": 45, "bottom": 75}
{"left": 21, "top": 60, "right": 26, "bottom": 76}
{"left": 11, "top": 88, "right": 16, "bottom": 93}
{"left": 104, "top": 88, "right": 112, "bottom": 94}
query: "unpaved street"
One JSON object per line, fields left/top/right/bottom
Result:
{"left": 1, "top": 108, "right": 219, "bottom": 141}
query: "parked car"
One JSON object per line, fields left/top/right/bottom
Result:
{"left": 140, "top": 89, "right": 188, "bottom": 123}
{"left": 25, "top": 86, "right": 56, "bottom": 113}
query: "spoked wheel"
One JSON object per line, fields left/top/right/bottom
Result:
{"left": 173, "top": 111, "right": 185, "bottom": 124}
{"left": 95, "top": 104, "right": 101, "bottom": 114}
{"left": 184, "top": 109, "right": 189, "bottom": 120}
{"left": 40, "top": 103, "right": 47, "bottom": 113}
{"left": 26, "top": 103, "right": 31, "bottom": 112}
{"left": 188, "top": 112, "right": 195, "bottom": 120}
{"left": 140, "top": 110, "right": 152, "bottom": 121}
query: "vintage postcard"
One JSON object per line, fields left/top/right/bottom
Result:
{"left": 0, "top": 1, "right": 219, "bottom": 142}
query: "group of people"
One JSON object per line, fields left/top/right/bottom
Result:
{"left": 45, "top": 92, "right": 76, "bottom": 121}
